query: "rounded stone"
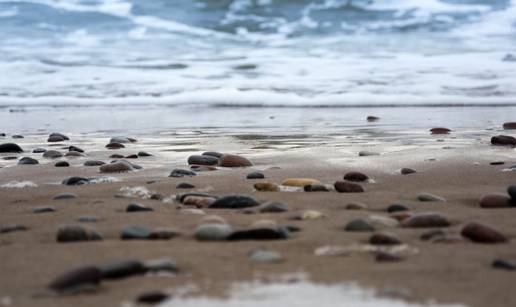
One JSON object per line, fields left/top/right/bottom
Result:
{"left": 195, "top": 223, "right": 233, "bottom": 241}
{"left": 282, "top": 178, "right": 320, "bottom": 187}
{"left": 105, "top": 142, "right": 125, "bottom": 149}
{"left": 100, "top": 260, "right": 146, "bottom": 279}
{"left": 367, "top": 116, "right": 380, "bottom": 122}
{"left": 247, "top": 171, "right": 265, "bottom": 179}
{"left": 0, "top": 143, "right": 22, "bottom": 153}
{"left": 334, "top": 181, "right": 364, "bottom": 193}
{"left": 136, "top": 292, "right": 170, "bottom": 304}
{"left": 461, "top": 222, "right": 507, "bottom": 243}
{"left": 209, "top": 195, "right": 261, "bottom": 209}
{"left": 110, "top": 137, "right": 136, "bottom": 144}
{"left": 55, "top": 161, "right": 70, "bottom": 167}
{"left": 138, "top": 151, "right": 152, "bottom": 157}
{"left": 345, "top": 202, "right": 367, "bottom": 210}
{"left": 304, "top": 184, "right": 330, "bottom": 192}
{"left": 48, "top": 266, "right": 101, "bottom": 291}
{"left": 183, "top": 196, "right": 216, "bottom": 207}
{"left": 491, "top": 135, "right": 516, "bottom": 146}
{"left": 218, "top": 154, "right": 253, "bottom": 167}
{"left": 49, "top": 133, "right": 69, "bottom": 141}
{"left": 254, "top": 182, "right": 280, "bottom": 192}
{"left": 33, "top": 148, "right": 46, "bottom": 153}
{"left": 202, "top": 151, "right": 224, "bottom": 158}
{"left": 100, "top": 161, "right": 132, "bottom": 173}
{"left": 68, "top": 146, "right": 84, "bottom": 153}
{"left": 33, "top": 206, "right": 56, "bottom": 214}
{"left": 249, "top": 248, "right": 283, "bottom": 263}
{"left": 84, "top": 160, "right": 105, "bottom": 167}
{"left": 187, "top": 155, "right": 219, "bottom": 166}
{"left": 401, "top": 213, "right": 450, "bottom": 228}
{"left": 344, "top": 171, "right": 369, "bottom": 182}
{"left": 358, "top": 150, "right": 380, "bottom": 156}
{"left": 18, "top": 157, "right": 39, "bottom": 165}
{"left": 169, "top": 169, "right": 196, "bottom": 177}
{"left": 43, "top": 150, "right": 63, "bottom": 159}
{"left": 344, "top": 219, "right": 375, "bottom": 232}
{"left": 53, "top": 192, "right": 77, "bottom": 200}
{"left": 56, "top": 225, "right": 102, "bottom": 242}
{"left": 417, "top": 193, "right": 446, "bottom": 202}
{"left": 369, "top": 232, "right": 402, "bottom": 245}
{"left": 48, "top": 135, "right": 66, "bottom": 142}
{"left": 176, "top": 182, "right": 195, "bottom": 189}
{"left": 479, "top": 194, "right": 512, "bottom": 208}
{"left": 259, "top": 202, "right": 289, "bottom": 213}
{"left": 387, "top": 204, "right": 409, "bottom": 213}
{"left": 492, "top": 259, "right": 516, "bottom": 270}
{"left": 62, "top": 177, "right": 90, "bottom": 185}
{"left": 126, "top": 203, "right": 153, "bottom": 212}
{"left": 508, "top": 185, "right": 516, "bottom": 201}
{"left": 430, "top": 127, "right": 451, "bottom": 134}
{"left": 503, "top": 122, "right": 516, "bottom": 129}
{"left": 120, "top": 225, "right": 152, "bottom": 240}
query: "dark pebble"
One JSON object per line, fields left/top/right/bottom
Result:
{"left": 126, "top": 203, "right": 153, "bottom": 212}
{"left": 68, "top": 146, "right": 84, "bottom": 153}
{"left": 502, "top": 122, "right": 516, "bottom": 130}
{"left": 138, "top": 151, "right": 152, "bottom": 157}
{"left": 110, "top": 154, "right": 124, "bottom": 159}
{"left": 62, "top": 177, "right": 90, "bottom": 186}
{"left": 12, "top": 135, "right": 24, "bottom": 139}
{"left": 84, "top": 160, "right": 105, "bottom": 167}
{"left": 387, "top": 204, "right": 409, "bottom": 213}
{"left": 0, "top": 143, "right": 23, "bottom": 153}
{"left": 202, "top": 151, "right": 224, "bottom": 158}
{"left": 188, "top": 155, "right": 219, "bottom": 166}
{"left": 42, "top": 150, "right": 63, "bottom": 159}
{"left": 490, "top": 161, "right": 505, "bottom": 165}
{"left": 100, "top": 260, "right": 147, "bottom": 279}
{"left": 33, "top": 148, "right": 46, "bottom": 153}
{"left": 401, "top": 168, "right": 416, "bottom": 175}
{"left": 461, "top": 222, "right": 508, "bottom": 243}
{"left": 401, "top": 213, "right": 450, "bottom": 228}
{"left": 367, "top": 116, "right": 380, "bottom": 122}
{"left": 106, "top": 142, "right": 125, "bottom": 149}
{"left": 228, "top": 228, "right": 289, "bottom": 241}
{"left": 430, "top": 127, "right": 451, "bottom": 134}
{"left": 344, "top": 219, "right": 375, "bottom": 232}
{"left": 49, "top": 133, "right": 69, "bottom": 141}
{"left": 53, "top": 192, "right": 77, "bottom": 199}
{"left": 125, "top": 154, "right": 138, "bottom": 159}
{"left": 304, "top": 184, "right": 330, "bottom": 192}
{"left": 48, "top": 266, "right": 101, "bottom": 292}
{"left": 176, "top": 182, "right": 195, "bottom": 189}
{"left": 18, "top": 157, "right": 39, "bottom": 165}
{"left": 55, "top": 161, "right": 70, "bottom": 167}
{"left": 56, "top": 225, "right": 103, "bottom": 242}
{"left": 136, "top": 291, "right": 170, "bottom": 304}
{"left": 334, "top": 181, "right": 364, "bottom": 193}
{"left": 344, "top": 171, "right": 369, "bottom": 182}
{"left": 369, "top": 232, "right": 402, "bottom": 245}
{"left": 0, "top": 224, "right": 28, "bottom": 233}
{"left": 247, "top": 171, "right": 265, "bottom": 179}
{"left": 33, "top": 206, "right": 56, "bottom": 214}
{"left": 491, "top": 135, "right": 516, "bottom": 146}
{"left": 479, "top": 194, "right": 513, "bottom": 208}
{"left": 508, "top": 185, "right": 516, "bottom": 201}
{"left": 120, "top": 225, "right": 152, "bottom": 240}
{"left": 169, "top": 169, "right": 197, "bottom": 178}
{"left": 209, "top": 195, "right": 261, "bottom": 209}
{"left": 492, "top": 259, "right": 516, "bottom": 271}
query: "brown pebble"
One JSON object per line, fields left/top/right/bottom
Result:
{"left": 503, "top": 122, "right": 516, "bottom": 129}
{"left": 343, "top": 171, "right": 369, "bottom": 182}
{"left": 401, "top": 168, "right": 416, "bottom": 175}
{"left": 218, "top": 154, "right": 253, "bottom": 167}
{"left": 375, "top": 251, "right": 403, "bottom": 262}
{"left": 461, "top": 222, "right": 508, "bottom": 243}
{"left": 254, "top": 182, "right": 280, "bottom": 192}
{"left": 430, "top": 127, "right": 451, "bottom": 134}
{"left": 479, "top": 194, "right": 513, "bottom": 208}
{"left": 369, "top": 232, "right": 402, "bottom": 245}
{"left": 334, "top": 181, "right": 364, "bottom": 193}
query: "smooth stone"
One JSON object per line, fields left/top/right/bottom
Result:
{"left": 33, "top": 148, "right": 46, "bottom": 153}
{"left": 249, "top": 248, "right": 283, "bottom": 263}
{"left": 491, "top": 135, "right": 516, "bottom": 146}
{"left": 368, "top": 215, "right": 400, "bottom": 228}
{"left": 344, "top": 219, "right": 376, "bottom": 232}
{"left": 84, "top": 160, "right": 105, "bottom": 167}
{"left": 56, "top": 225, "right": 103, "bottom": 242}
{"left": 125, "top": 154, "right": 138, "bottom": 159}
{"left": 176, "top": 182, "right": 195, "bottom": 189}
{"left": 401, "top": 168, "right": 416, "bottom": 175}
{"left": 228, "top": 227, "right": 289, "bottom": 241}
{"left": 49, "top": 133, "right": 69, "bottom": 141}
{"left": 492, "top": 259, "right": 516, "bottom": 270}
{"left": 53, "top": 192, "right": 77, "bottom": 200}
{"left": 12, "top": 135, "right": 23, "bottom": 139}
{"left": 105, "top": 142, "right": 125, "bottom": 149}
{"left": 369, "top": 232, "right": 402, "bottom": 245}
{"left": 417, "top": 193, "right": 446, "bottom": 202}
{"left": 43, "top": 150, "right": 63, "bottom": 159}
{"left": 18, "top": 157, "right": 39, "bottom": 165}
{"left": 100, "top": 260, "right": 147, "bottom": 279}
{"left": 402, "top": 213, "right": 450, "bottom": 228}
{"left": 389, "top": 212, "right": 412, "bottom": 222}
{"left": 490, "top": 161, "right": 505, "bottom": 165}
{"left": 203, "top": 151, "right": 224, "bottom": 158}
{"left": 247, "top": 171, "right": 265, "bottom": 179}
{"left": 68, "top": 146, "right": 84, "bottom": 153}
{"left": 144, "top": 258, "right": 178, "bottom": 273}
{"left": 0, "top": 143, "right": 22, "bottom": 153}
{"left": 218, "top": 154, "right": 253, "bottom": 167}
{"left": 430, "top": 127, "right": 451, "bottom": 134}
{"left": 183, "top": 196, "right": 216, "bottom": 207}
{"left": 503, "top": 122, "right": 516, "bottom": 130}
{"left": 420, "top": 229, "right": 446, "bottom": 241}
{"left": 48, "top": 266, "right": 101, "bottom": 292}
{"left": 138, "top": 151, "right": 152, "bottom": 157}
{"left": 304, "top": 184, "right": 330, "bottom": 192}
{"left": 120, "top": 225, "right": 153, "bottom": 240}
{"left": 334, "top": 181, "right": 364, "bottom": 193}
{"left": 195, "top": 223, "right": 233, "bottom": 241}
{"left": 110, "top": 154, "right": 124, "bottom": 159}
{"left": 479, "top": 194, "right": 513, "bottom": 208}
{"left": 461, "top": 222, "right": 508, "bottom": 243}
{"left": 344, "top": 171, "right": 369, "bottom": 182}
{"left": 259, "top": 202, "right": 289, "bottom": 213}
{"left": 176, "top": 192, "right": 216, "bottom": 203}
{"left": 254, "top": 182, "right": 280, "bottom": 192}
{"left": 188, "top": 155, "right": 219, "bottom": 166}
{"left": 367, "top": 116, "right": 380, "bottom": 122}
{"left": 110, "top": 137, "right": 136, "bottom": 144}
{"left": 33, "top": 206, "right": 56, "bottom": 214}
{"left": 169, "top": 169, "right": 196, "bottom": 177}
{"left": 100, "top": 161, "right": 132, "bottom": 173}
{"left": 376, "top": 251, "right": 403, "bottom": 262}
{"left": 55, "top": 161, "right": 70, "bottom": 167}
{"left": 201, "top": 215, "right": 227, "bottom": 225}
{"left": 64, "top": 151, "right": 84, "bottom": 157}
{"left": 387, "top": 204, "right": 409, "bottom": 213}
{"left": 358, "top": 150, "right": 379, "bottom": 156}
{"left": 148, "top": 229, "right": 179, "bottom": 240}
{"left": 126, "top": 203, "right": 153, "bottom": 212}
{"left": 136, "top": 292, "right": 170, "bottom": 304}
{"left": 48, "top": 135, "right": 65, "bottom": 142}
{"left": 282, "top": 178, "right": 320, "bottom": 187}
{"left": 0, "top": 224, "right": 28, "bottom": 233}
{"left": 209, "top": 195, "right": 261, "bottom": 209}
{"left": 62, "top": 177, "right": 90, "bottom": 186}
{"left": 78, "top": 215, "right": 98, "bottom": 223}
{"left": 508, "top": 185, "right": 516, "bottom": 201}
{"left": 345, "top": 202, "right": 367, "bottom": 210}
{"left": 290, "top": 210, "right": 326, "bottom": 220}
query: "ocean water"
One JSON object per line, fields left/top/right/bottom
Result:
{"left": 0, "top": 0, "right": 516, "bottom": 107}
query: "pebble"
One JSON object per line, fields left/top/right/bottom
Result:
{"left": 105, "top": 142, "right": 125, "bottom": 149}
{"left": 254, "top": 182, "right": 280, "bottom": 192}
{"left": 138, "top": 151, "right": 152, "bottom": 157}
{"left": 12, "top": 135, "right": 23, "bottom": 139}
{"left": 461, "top": 222, "right": 507, "bottom": 243}
{"left": 56, "top": 225, "right": 103, "bottom": 242}
{"left": 345, "top": 202, "right": 367, "bottom": 210}
{"left": 259, "top": 202, "right": 289, "bottom": 213}
{"left": 18, "top": 157, "right": 39, "bottom": 165}
{"left": 195, "top": 223, "right": 233, "bottom": 241}
{"left": 249, "top": 248, "right": 283, "bottom": 263}
{"left": 148, "top": 229, "right": 179, "bottom": 240}
{"left": 190, "top": 165, "right": 217, "bottom": 172}
{"left": 420, "top": 229, "right": 446, "bottom": 241}
{"left": 120, "top": 225, "right": 152, "bottom": 240}
{"left": 202, "top": 151, "right": 224, "bottom": 158}
{"left": 479, "top": 193, "right": 513, "bottom": 208}
{"left": 344, "top": 219, "right": 376, "bottom": 232}
{"left": 367, "top": 116, "right": 380, "bottom": 122}
{"left": 304, "top": 184, "right": 330, "bottom": 192}
{"left": 188, "top": 155, "right": 219, "bottom": 166}
{"left": 84, "top": 160, "right": 105, "bottom": 167}
{"left": 358, "top": 150, "right": 379, "bottom": 156}
{"left": 100, "top": 161, "right": 132, "bottom": 173}
{"left": 390, "top": 212, "right": 412, "bottom": 222}
{"left": 110, "top": 137, "right": 136, "bottom": 144}
{"left": 183, "top": 196, "right": 216, "bottom": 207}
{"left": 68, "top": 146, "right": 84, "bottom": 153}
{"left": 417, "top": 193, "right": 446, "bottom": 202}
{"left": 376, "top": 251, "right": 403, "bottom": 262}
{"left": 0, "top": 143, "right": 22, "bottom": 153}
{"left": 110, "top": 154, "right": 124, "bottom": 159}
{"left": 401, "top": 168, "right": 416, "bottom": 175}
{"left": 49, "top": 133, "right": 69, "bottom": 141}
{"left": 282, "top": 178, "right": 320, "bottom": 187}
{"left": 176, "top": 182, "right": 195, "bottom": 189}
{"left": 48, "top": 135, "right": 66, "bottom": 142}
{"left": 492, "top": 259, "right": 516, "bottom": 271}
{"left": 53, "top": 192, "right": 77, "bottom": 200}
{"left": 150, "top": 193, "right": 163, "bottom": 201}
{"left": 55, "top": 161, "right": 70, "bottom": 167}
{"left": 401, "top": 213, "right": 450, "bottom": 228}
{"left": 290, "top": 210, "right": 325, "bottom": 220}
{"left": 126, "top": 203, "right": 153, "bottom": 212}
{"left": 65, "top": 151, "right": 84, "bottom": 158}
{"left": 48, "top": 266, "right": 101, "bottom": 292}
{"left": 62, "top": 177, "right": 90, "bottom": 185}
{"left": 503, "top": 122, "right": 516, "bottom": 130}
{"left": 176, "top": 192, "right": 216, "bottom": 203}
{"left": 490, "top": 161, "right": 505, "bottom": 165}
{"left": 247, "top": 171, "right": 265, "bottom": 179}
{"left": 334, "top": 181, "right": 364, "bottom": 193}
{"left": 369, "top": 232, "right": 402, "bottom": 245}
{"left": 508, "top": 185, "right": 516, "bottom": 201}
{"left": 491, "top": 135, "right": 516, "bottom": 146}
{"left": 218, "top": 154, "right": 253, "bottom": 167}
{"left": 78, "top": 215, "right": 98, "bottom": 223}
{"left": 228, "top": 227, "right": 289, "bottom": 241}
{"left": 387, "top": 204, "right": 409, "bottom": 213}
{"left": 33, "top": 206, "right": 56, "bottom": 214}
{"left": 136, "top": 292, "right": 170, "bottom": 304}
{"left": 169, "top": 169, "right": 196, "bottom": 177}
{"left": 209, "top": 195, "right": 261, "bottom": 209}
{"left": 100, "top": 260, "right": 147, "bottom": 279}
{"left": 42, "top": 150, "right": 63, "bottom": 159}
{"left": 344, "top": 171, "right": 369, "bottom": 182}
{"left": 430, "top": 127, "right": 451, "bottom": 134}
{"left": 0, "top": 224, "right": 27, "bottom": 233}
{"left": 145, "top": 258, "right": 178, "bottom": 273}
{"left": 33, "top": 148, "right": 46, "bottom": 153}
{"left": 368, "top": 215, "right": 400, "bottom": 228}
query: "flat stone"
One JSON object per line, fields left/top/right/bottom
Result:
{"left": 247, "top": 171, "right": 265, "bottom": 179}
{"left": 105, "top": 142, "right": 125, "bottom": 149}
{"left": 56, "top": 225, "right": 103, "bottom": 242}
{"left": 228, "top": 227, "right": 289, "bottom": 241}
{"left": 110, "top": 137, "right": 136, "bottom": 144}
{"left": 18, "top": 157, "right": 39, "bottom": 165}
{"left": 78, "top": 216, "right": 98, "bottom": 223}
{"left": 290, "top": 210, "right": 326, "bottom": 220}
{"left": 126, "top": 203, "right": 153, "bottom": 212}
{"left": 33, "top": 148, "right": 46, "bottom": 153}
{"left": 188, "top": 155, "right": 219, "bottom": 166}
{"left": 48, "top": 266, "right": 101, "bottom": 292}
{"left": 120, "top": 225, "right": 152, "bottom": 240}
{"left": 401, "top": 168, "right": 416, "bottom": 175}
{"left": 84, "top": 160, "right": 105, "bottom": 167}
{"left": 344, "top": 171, "right": 369, "bottom": 182}
{"left": 417, "top": 193, "right": 446, "bottom": 202}
{"left": 490, "top": 161, "right": 505, "bottom": 165}
{"left": 334, "top": 181, "right": 364, "bottom": 193}
{"left": 402, "top": 213, "right": 450, "bottom": 228}
{"left": 0, "top": 224, "right": 28, "bottom": 233}
{"left": 100, "top": 161, "right": 132, "bottom": 173}
{"left": 43, "top": 150, "right": 63, "bottom": 159}
{"left": 144, "top": 258, "right": 178, "bottom": 273}
{"left": 479, "top": 193, "right": 513, "bottom": 208}
{"left": 358, "top": 150, "right": 379, "bottom": 156}
{"left": 368, "top": 215, "right": 400, "bottom": 228}
{"left": 304, "top": 184, "right": 330, "bottom": 192}
{"left": 259, "top": 202, "right": 289, "bottom": 213}
{"left": 492, "top": 259, "right": 516, "bottom": 270}
{"left": 55, "top": 161, "right": 70, "bottom": 167}
{"left": 53, "top": 192, "right": 77, "bottom": 200}
{"left": 461, "top": 222, "right": 508, "bottom": 243}
{"left": 282, "top": 178, "right": 320, "bottom": 187}
{"left": 367, "top": 116, "right": 380, "bottom": 122}
{"left": 249, "top": 248, "right": 283, "bottom": 263}
{"left": 491, "top": 135, "right": 516, "bottom": 146}
{"left": 62, "top": 177, "right": 90, "bottom": 186}
{"left": 345, "top": 202, "right": 367, "bottom": 210}
{"left": 376, "top": 251, "right": 403, "bottom": 262}
{"left": 169, "top": 169, "right": 196, "bottom": 177}
{"left": 176, "top": 182, "right": 195, "bottom": 189}
{"left": 369, "top": 232, "right": 402, "bottom": 245}
{"left": 218, "top": 154, "right": 253, "bottom": 167}
{"left": 100, "top": 260, "right": 147, "bottom": 279}
{"left": 344, "top": 219, "right": 375, "bottom": 232}
{"left": 33, "top": 206, "right": 56, "bottom": 214}
{"left": 136, "top": 292, "right": 170, "bottom": 304}
{"left": 195, "top": 223, "right": 233, "bottom": 241}
{"left": 0, "top": 143, "right": 23, "bottom": 153}
{"left": 430, "top": 127, "right": 451, "bottom": 134}
{"left": 68, "top": 146, "right": 84, "bottom": 153}
{"left": 387, "top": 204, "right": 409, "bottom": 213}
{"left": 254, "top": 182, "right": 280, "bottom": 192}
{"left": 209, "top": 195, "right": 261, "bottom": 209}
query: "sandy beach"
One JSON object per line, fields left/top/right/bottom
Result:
{"left": 1, "top": 116, "right": 515, "bottom": 307}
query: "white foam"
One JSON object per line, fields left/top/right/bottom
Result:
{"left": 0, "top": 181, "right": 38, "bottom": 188}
